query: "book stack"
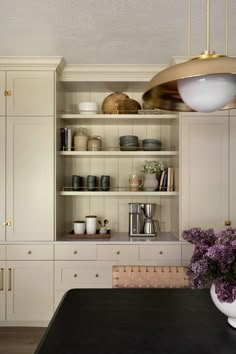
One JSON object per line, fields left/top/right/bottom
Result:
{"left": 159, "top": 167, "right": 174, "bottom": 191}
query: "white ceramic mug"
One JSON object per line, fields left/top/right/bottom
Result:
{"left": 74, "top": 221, "right": 86, "bottom": 234}
{"left": 85, "top": 215, "right": 97, "bottom": 234}
{"left": 129, "top": 174, "right": 144, "bottom": 191}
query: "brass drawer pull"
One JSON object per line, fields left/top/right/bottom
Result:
{"left": 74, "top": 250, "right": 78, "bottom": 255}
{"left": 0, "top": 268, "right": 4, "bottom": 291}
{"left": 28, "top": 250, "right": 32, "bottom": 255}
{"left": 95, "top": 274, "right": 99, "bottom": 278}
{"left": 74, "top": 274, "right": 77, "bottom": 278}
{"left": 116, "top": 251, "right": 120, "bottom": 255}
{"left": 8, "top": 268, "right": 12, "bottom": 291}
{"left": 159, "top": 251, "right": 163, "bottom": 255}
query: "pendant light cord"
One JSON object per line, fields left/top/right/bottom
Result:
{"left": 206, "top": 0, "right": 210, "bottom": 53}
{"left": 225, "top": 0, "right": 228, "bottom": 55}
{"left": 187, "top": 0, "right": 191, "bottom": 59}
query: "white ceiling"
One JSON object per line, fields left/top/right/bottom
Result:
{"left": 0, "top": 0, "right": 236, "bottom": 65}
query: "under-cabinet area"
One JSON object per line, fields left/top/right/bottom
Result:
{"left": 56, "top": 75, "right": 180, "bottom": 241}
{"left": 54, "top": 239, "right": 193, "bottom": 307}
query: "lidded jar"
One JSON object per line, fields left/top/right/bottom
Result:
{"left": 88, "top": 136, "right": 102, "bottom": 151}
{"left": 74, "top": 128, "right": 89, "bottom": 151}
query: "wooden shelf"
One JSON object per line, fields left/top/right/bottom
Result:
{"left": 59, "top": 150, "right": 178, "bottom": 157}
{"left": 59, "top": 191, "right": 178, "bottom": 196}
{"left": 59, "top": 113, "right": 178, "bottom": 122}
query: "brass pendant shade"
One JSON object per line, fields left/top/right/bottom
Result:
{"left": 142, "top": 55, "right": 236, "bottom": 112}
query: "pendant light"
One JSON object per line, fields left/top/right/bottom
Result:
{"left": 142, "top": 0, "right": 236, "bottom": 113}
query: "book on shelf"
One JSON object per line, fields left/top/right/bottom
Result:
{"left": 61, "top": 127, "right": 72, "bottom": 151}
{"left": 167, "top": 167, "right": 174, "bottom": 192}
{"left": 159, "top": 167, "right": 174, "bottom": 192}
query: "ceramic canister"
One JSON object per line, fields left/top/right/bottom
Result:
{"left": 85, "top": 215, "right": 97, "bottom": 234}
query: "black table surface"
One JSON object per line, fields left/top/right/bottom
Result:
{"left": 35, "top": 288, "right": 236, "bottom": 354}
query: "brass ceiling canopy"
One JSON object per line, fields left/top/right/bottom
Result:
{"left": 142, "top": 54, "right": 236, "bottom": 112}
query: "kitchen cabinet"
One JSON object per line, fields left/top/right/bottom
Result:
{"left": 229, "top": 111, "right": 236, "bottom": 227}
{"left": 139, "top": 244, "right": 181, "bottom": 265}
{"left": 6, "top": 115, "right": 54, "bottom": 241}
{"left": 6, "top": 71, "right": 54, "bottom": 116}
{"left": 0, "top": 245, "right": 5, "bottom": 321}
{"left": 0, "top": 60, "right": 61, "bottom": 241}
{"left": 96, "top": 244, "right": 139, "bottom": 263}
{"left": 181, "top": 112, "right": 229, "bottom": 233}
{"left": 0, "top": 116, "right": 5, "bottom": 242}
{"left": 0, "top": 244, "right": 54, "bottom": 323}
{"left": 54, "top": 243, "right": 114, "bottom": 307}
{"left": 0, "top": 71, "right": 5, "bottom": 115}
{"left": 56, "top": 65, "right": 180, "bottom": 240}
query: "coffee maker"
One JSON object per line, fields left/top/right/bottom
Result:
{"left": 128, "top": 203, "right": 160, "bottom": 237}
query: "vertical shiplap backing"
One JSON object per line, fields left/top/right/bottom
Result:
{"left": 60, "top": 82, "right": 179, "bottom": 234}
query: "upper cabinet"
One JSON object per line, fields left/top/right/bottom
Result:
{"left": 229, "top": 110, "right": 236, "bottom": 228}
{"left": 6, "top": 71, "right": 54, "bottom": 116}
{"left": 0, "top": 57, "right": 64, "bottom": 242}
{"left": 0, "top": 71, "right": 5, "bottom": 116}
{"left": 181, "top": 112, "right": 229, "bottom": 233}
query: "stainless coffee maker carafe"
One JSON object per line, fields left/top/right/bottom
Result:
{"left": 128, "top": 203, "right": 160, "bottom": 237}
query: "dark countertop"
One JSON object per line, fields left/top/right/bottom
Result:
{"left": 35, "top": 288, "right": 236, "bottom": 354}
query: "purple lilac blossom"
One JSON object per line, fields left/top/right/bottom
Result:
{"left": 183, "top": 227, "right": 236, "bottom": 303}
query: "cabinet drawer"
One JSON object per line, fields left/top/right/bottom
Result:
{"left": 55, "top": 261, "right": 113, "bottom": 289}
{"left": 182, "top": 244, "right": 194, "bottom": 260}
{"left": 6, "top": 244, "right": 53, "bottom": 260}
{"left": 97, "top": 245, "right": 139, "bottom": 262}
{"left": 140, "top": 245, "right": 181, "bottom": 261}
{"left": 55, "top": 244, "right": 96, "bottom": 260}
{"left": 0, "top": 245, "right": 5, "bottom": 260}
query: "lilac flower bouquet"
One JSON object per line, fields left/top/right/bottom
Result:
{"left": 182, "top": 228, "right": 236, "bottom": 303}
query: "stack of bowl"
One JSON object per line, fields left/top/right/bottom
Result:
{"left": 142, "top": 139, "right": 161, "bottom": 151}
{"left": 79, "top": 102, "right": 98, "bottom": 114}
{"left": 119, "top": 135, "right": 139, "bottom": 151}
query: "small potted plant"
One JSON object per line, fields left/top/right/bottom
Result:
{"left": 141, "top": 160, "right": 164, "bottom": 191}
{"left": 182, "top": 227, "right": 236, "bottom": 328}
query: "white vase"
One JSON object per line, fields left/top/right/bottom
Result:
{"left": 210, "top": 283, "right": 236, "bottom": 328}
{"left": 143, "top": 173, "right": 158, "bottom": 191}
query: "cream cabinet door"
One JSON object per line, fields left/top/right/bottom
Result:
{"left": 229, "top": 111, "right": 236, "bottom": 227}
{"left": 0, "top": 261, "right": 5, "bottom": 321}
{"left": 181, "top": 113, "right": 228, "bottom": 233}
{"left": 6, "top": 71, "right": 54, "bottom": 116}
{"left": 6, "top": 116, "right": 54, "bottom": 241}
{"left": 0, "top": 116, "right": 5, "bottom": 241}
{"left": 6, "top": 260, "right": 53, "bottom": 321}
{"left": 0, "top": 71, "right": 5, "bottom": 116}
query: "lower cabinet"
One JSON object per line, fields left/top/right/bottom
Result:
{"left": 0, "top": 244, "right": 54, "bottom": 323}
{"left": 139, "top": 244, "right": 182, "bottom": 265}
{"left": 0, "top": 263, "right": 5, "bottom": 321}
{"left": 0, "top": 241, "right": 193, "bottom": 324}
{"left": 54, "top": 261, "right": 114, "bottom": 308}
{"left": 6, "top": 260, "right": 53, "bottom": 321}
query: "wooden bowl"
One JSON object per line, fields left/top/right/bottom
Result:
{"left": 102, "top": 92, "right": 129, "bottom": 114}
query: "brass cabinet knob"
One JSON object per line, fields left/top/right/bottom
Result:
{"left": 224, "top": 220, "right": 231, "bottom": 226}
{"left": 95, "top": 274, "right": 99, "bottom": 278}
{"left": 116, "top": 250, "right": 120, "bottom": 255}
{"left": 74, "top": 250, "right": 78, "bottom": 254}
{"left": 3, "top": 221, "right": 11, "bottom": 226}
{"left": 74, "top": 274, "right": 77, "bottom": 278}
{"left": 28, "top": 251, "right": 32, "bottom": 255}
{"left": 159, "top": 251, "right": 163, "bottom": 255}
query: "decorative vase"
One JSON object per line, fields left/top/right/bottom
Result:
{"left": 210, "top": 283, "right": 236, "bottom": 328}
{"left": 143, "top": 173, "right": 158, "bottom": 191}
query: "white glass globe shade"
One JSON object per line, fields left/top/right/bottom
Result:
{"left": 177, "top": 73, "right": 236, "bottom": 112}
